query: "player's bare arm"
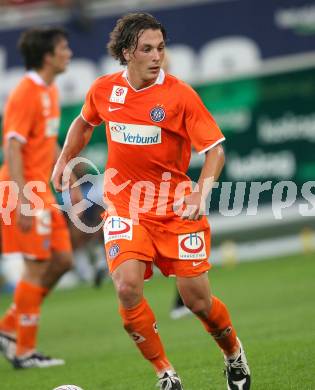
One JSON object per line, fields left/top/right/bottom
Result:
{"left": 54, "top": 143, "right": 83, "bottom": 205}
{"left": 180, "top": 144, "right": 225, "bottom": 220}
{"left": 6, "top": 138, "right": 33, "bottom": 232}
{"left": 52, "top": 115, "right": 93, "bottom": 192}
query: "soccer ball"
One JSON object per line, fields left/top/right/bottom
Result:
{"left": 52, "top": 386, "right": 84, "bottom": 390}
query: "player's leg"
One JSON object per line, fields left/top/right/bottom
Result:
{"left": 176, "top": 273, "right": 251, "bottom": 390}
{"left": 170, "top": 288, "right": 191, "bottom": 320}
{"left": 0, "top": 217, "right": 22, "bottom": 358}
{"left": 0, "top": 253, "right": 17, "bottom": 340}
{"left": 176, "top": 273, "right": 237, "bottom": 353}
{"left": 0, "top": 217, "right": 18, "bottom": 360}
{"left": 43, "top": 207, "right": 73, "bottom": 290}
{"left": 104, "top": 215, "right": 182, "bottom": 389}
{"left": 0, "top": 218, "right": 18, "bottom": 359}
{"left": 12, "top": 210, "right": 73, "bottom": 368}
{"left": 12, "top": 208, "right": 74, "bottom": 368}
{"left": 1, "top": 207, "right": 71, "bottom": 368}
{"left": 112, "top": 260, "right": 182, "bottom": 389}
{"left": 152, "top": 217, "right": 250, "bottom": 390}
{"left": 11, "top": 253, "right": 72, "bottom": 368}
{"left": 13, "top": 258, "right": 50, "bottom": 357}
{"left": 0, "top": 253, "right": 73, "bottom": 365}
{"left": 1, "top": 256, "right": 63, "bottom": 367}
{"left": 0, "top": 304, "right": 16, "bottom": 338}
{"left": 40, "top": 251, "right": 73, "bottom": 289}
{"left": 112, "top": 259, "right": 173, "bottom": 374}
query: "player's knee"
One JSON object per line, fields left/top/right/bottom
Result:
{"left": 116, "top": 280, "right": 142, "bottom": 307}
{"left": 55, "top": 253, "right": 74, "bottom": 274}
{"left": 186, "top": 298, "right": 210, "bottom": 320}
{"left": 62, "top": 255, "right": 74, "bottom": 272}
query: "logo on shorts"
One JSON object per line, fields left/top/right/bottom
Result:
{"left": 43, "top": 239, "right": 50, "bottom": 250}
{"left": 192, "top": 261, "right": 203, "bottom": 267}
{"left": 103, "top": 216, "right": 133, "bottom": 242}
{"left": 110, "top": 86, "right": 128, "bottom": 104}
{"left": 35, "top": 209, "right": 51, "bottom": 235}
{"left": 150, "top": 106, "right": 165, "bottom": 122}
{"left": 178, "top": 232, "right": 207, "bottom": 260}
{"left": 108, "top": 243, "right": 120, "bottom": 259}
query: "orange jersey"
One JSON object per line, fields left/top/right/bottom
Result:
{"left": 0, "top": 72, "right": 60, "bottom": 205}
{"left": 82, "top": 70, "right": 224, "bottom": 225}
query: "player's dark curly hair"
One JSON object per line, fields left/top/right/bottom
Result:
{"left": 107, "top": 12, "right": 167, "bottom": 65}
{"left": 18, "top": 27, "right": 68, "bottom": 70}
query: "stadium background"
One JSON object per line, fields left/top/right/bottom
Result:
{"left": 1, "top": 0, "right": 314, "bottom": 284}
{"left": 0, "top": 1, "right": 314, "bottom": 389}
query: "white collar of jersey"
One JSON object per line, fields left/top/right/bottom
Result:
{"left": 26, "top": 71, "right": 47, "bottom": 87}
{"left": 122, "top": 69, "right": 165, "bottom": 91}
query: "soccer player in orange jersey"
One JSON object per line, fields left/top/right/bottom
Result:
{"left": 52, "top": 13, "right": 251, "bottom": 390}
{"left": 0, "top": 27, "right": 80, "bottom": 369}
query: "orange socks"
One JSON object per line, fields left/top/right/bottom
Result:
{"left": 119, "top": 298, "right": 171, "bottom": 373}
{"left": 200, "top": 295, "right": 239, "bottom": 356}
{"left": 0, "top": 304, "right": 17, "bottom": 336}
{"left": 14, "top": 280, "right": 48, "bottom": 356}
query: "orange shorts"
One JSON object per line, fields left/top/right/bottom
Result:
{"left": 1, "top": 207, "right": 71, "bottom": 260}
{"left": 103, "top": 215, "right": 211, "bottom": 279}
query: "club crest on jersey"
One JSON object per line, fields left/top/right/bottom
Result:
{"left": 150, "top": 106, "right": 165, "bottom": 122}
{"left": 110, "top": 85, "right": 128, "bottom": 104}
{"left": 45, "top": 117, "right": 60, "bottom": 137}
{"left": 178, "top": 232, "right": 207, "bottom": 260}
{"left": 108, "top": 243, "right": 120, "bottom": 259}
{"left": 103, "top": 216, "right": 133, "bottom": 242}
{"left": 41, "top": 92, "right": 51, "bottom": 110}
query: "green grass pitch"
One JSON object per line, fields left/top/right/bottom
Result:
{"left": 1, "top": 252, "right": 314, "bottom": 390}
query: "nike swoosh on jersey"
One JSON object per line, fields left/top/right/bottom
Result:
{"left": 108, "top": 106, "right": 123, "bottom": 112}
{"left": 192, "top": 261, "right": 203, "bottom": 267}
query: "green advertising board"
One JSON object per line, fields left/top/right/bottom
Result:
{"left": 195, "top": 66, "right": 315, "bottom": 186}
{"left": 191, "top": 66, "right": 315, "bottom": 208}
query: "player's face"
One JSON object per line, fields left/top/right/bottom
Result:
{"left": 48, "top": 37, "right": 72, "bottom": 74}
{"left": 124, "top": 29, "right": 165, "bottom": 88}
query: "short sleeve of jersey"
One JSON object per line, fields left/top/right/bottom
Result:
{"left": 183, "top": 85, "right": 225, "bottom": 154}
{"left": 81, "top": 82, "right": 103, "bottom": 127}
{"left": 4, "top": 83, "right": 38, "bottom": 143}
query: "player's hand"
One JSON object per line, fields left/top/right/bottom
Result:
{"left": 51, "top": 159, "right": 70, "bottom": 192}
{"left": 176, "top": 192, "right": 206, "bottom": 220}
{"left": 16, "top": 204, "right": 33, "bottom": 232}
{"left": 51, "top": 166, "right": 64, "bottom": 192}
